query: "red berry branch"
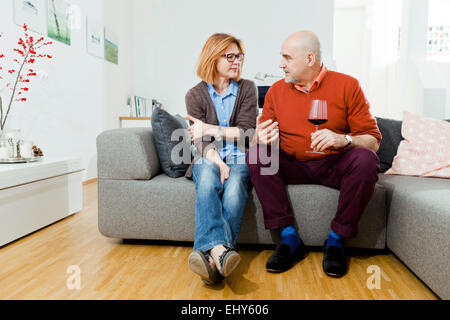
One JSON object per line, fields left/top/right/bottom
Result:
{"left": 0, "top": 24, "right": 52, "bottom": 131}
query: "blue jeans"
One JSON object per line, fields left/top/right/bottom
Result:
{"left": 192, "top": 155, "right": 250, "bottom": 252}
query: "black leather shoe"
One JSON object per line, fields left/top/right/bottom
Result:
{"left": 266, "top": 243, "right": 305, "bottom": 273}
{"left": 322, "top": 240, "right": 348, "bottom": 278}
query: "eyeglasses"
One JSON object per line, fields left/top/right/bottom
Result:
{"left": 221, "top": 53, "right": 245, "bottom": 62}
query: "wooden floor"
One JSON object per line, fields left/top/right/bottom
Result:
{"left": 0, "top": 182, "right": 438, "bottom": 300}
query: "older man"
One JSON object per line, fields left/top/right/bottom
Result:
{"left": 246, "top": 31, "right": 381, "bottom": 277}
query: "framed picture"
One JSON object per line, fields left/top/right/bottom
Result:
{"left": 86, "top": 17, "right": 104, "bottom": 59}
{"left": 13, "top": 0, "right": 47, "bottom": 34}
{"left": 47, "top": 0, "right": 71, "bottom": 45}
{"left": 104, "top": 28, "right": 119, "bottom": 65}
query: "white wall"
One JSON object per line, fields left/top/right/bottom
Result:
{"left": 0, "top": 0, "right": 134, "bottom": 181}
{"left": 334, "top": 0, "right": 450, "bottom": 120}
{"left": 334, "top": 0, "right": 405, "bottom": 119}
{"left": 132, "top": 0, "right": 335, "bottom": 116}
{"left": 333, "top": 5, "right": 368, "bottom": 86}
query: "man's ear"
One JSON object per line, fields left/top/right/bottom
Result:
{"left": 306, "top": 53, "right": 315, "bottom": 66}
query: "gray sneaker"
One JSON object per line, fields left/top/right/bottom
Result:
{"left": 188, "top": 250, "right": 223, "bottom": 285}
{"left": 217, "top": 248, "right": 241, "bottom": 277}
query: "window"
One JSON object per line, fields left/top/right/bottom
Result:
{"left": 427, "top": 0, "right": 450, "bottom": 62}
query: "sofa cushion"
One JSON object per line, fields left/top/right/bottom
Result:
{"left": 151, "top": 108, "right": 191, "bottom": 178}
{"left": 378, "top": 174, "right": 450, "bottom": 299}
{"left": 375, "top": 117, "right": 403, "bottom": 173}
{"left": 386, "top": 112, "right": 450, "bottom": 178}
{"left": 98, "top": 174, "right": 387, "bottom": 249}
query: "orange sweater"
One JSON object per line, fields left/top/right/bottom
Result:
{"left": 261, "top": 69, "right": 381, "bottom": 161}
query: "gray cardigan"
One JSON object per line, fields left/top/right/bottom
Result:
{"left": 185, "top": 79, "right": 258, "bottom": 178}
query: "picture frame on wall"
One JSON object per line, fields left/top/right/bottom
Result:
{"left": 104, "top": 28, "right": 119, "bottom": 65}
{"left": 86, "top": 17, "right": 104, "bottom": 59}
{"left": 47, "top": 0, "right": 71, "bottom": 45}
{"left": 13, "top": 0, "right": 47, "bottom": 34}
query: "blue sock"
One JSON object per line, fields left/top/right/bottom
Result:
{"left": 327, "top": 230, "right": 345, "bottom": 251}
{"left": 280, "top": 225, "right": 302, "bottom": 254}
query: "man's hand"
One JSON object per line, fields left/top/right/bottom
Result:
{"left": 311, "top": 129, "right": 347, "bottom": 152}
{"left": 253, "top": 115, "right": 279, "bottom": 146}
{"left": 187, "top": 115, "right": 214, "bottom": 141}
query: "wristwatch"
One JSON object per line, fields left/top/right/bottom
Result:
{"left": 215, "top": 126, "right": 222, "bottom": 141}
{"left": 344, "top": 135, "right": 353, "bottom": 148}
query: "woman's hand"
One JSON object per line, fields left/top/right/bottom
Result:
{"left": 218, "top": 162, "right": 231, "bottom": 185}
{"left": 205, "top": 148, "right": 230, "bottom": 185}
{"left": 188, "top": 115, "right": 215, "bottom": 141}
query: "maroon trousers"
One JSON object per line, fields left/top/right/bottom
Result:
{"left": 246, "top": 145, "right": 380, "bottom": 238}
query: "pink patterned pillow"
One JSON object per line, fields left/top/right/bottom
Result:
{"left": 385, "top": 111, "right": 450, "bottom": 178}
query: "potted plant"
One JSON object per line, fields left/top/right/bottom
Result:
{"left": 0, "top": 23, "right": 52, "bottom": 137}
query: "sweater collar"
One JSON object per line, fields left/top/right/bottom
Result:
{"left": 294, "top": 64, "right": 328, "bottom": 93}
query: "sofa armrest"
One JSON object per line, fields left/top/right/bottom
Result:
{"left": 96, "top": 128, "right": 161, "bottom": 180}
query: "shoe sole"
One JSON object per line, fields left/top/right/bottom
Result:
{"left": 222, "top": 252, "right": 241, "bottom": 277}
{"left": 188, "top": 251, "right": 215, "bottom": 285}
{"left": 266, "top": 268, "right": 287, "bottom": 273}
{"left": 322, "top": 261, "right": 347, "bottom": 278}
{"left": 324, "top": 271, "right": 345, "bottom": 278}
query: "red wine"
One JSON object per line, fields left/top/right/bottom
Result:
{"left": 308, "top": 119, "right": 328, "bottom": 125}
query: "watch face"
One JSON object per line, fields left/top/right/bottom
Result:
{"left": 346, "top": 135, "right": 352, "bottom": 144}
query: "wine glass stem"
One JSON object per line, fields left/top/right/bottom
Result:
{"left": 314, "top": 125, "right": 319, "bottom": 151}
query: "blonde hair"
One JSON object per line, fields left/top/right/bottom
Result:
{"left": 196, "top": 33, "right": 245, "bottom": 84}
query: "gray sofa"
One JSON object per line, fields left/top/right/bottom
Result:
{"left": 96, "top": 126, "right": 450, "bottom": 299}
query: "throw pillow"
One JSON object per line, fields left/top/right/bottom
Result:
{"left": 375, "top": 117, "right": 404, "bottom": 173}
{"left": 151, "top": 108, "right": 191, "bottom": 178}
{"left": 174, "top": 114, "right": 196, "bottom": 157}
{"left": 174, "top": 114, "right": 188, "bottom": 129}
{"left": 385, "top": 111, "right": 450, "bottom": 178}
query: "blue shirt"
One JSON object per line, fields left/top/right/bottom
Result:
{"left": 206, "top": 80, "right": 246, "bottom": 160}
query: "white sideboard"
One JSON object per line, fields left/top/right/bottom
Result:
{"left": 0, "top": 157, "right": 84, "bottom": 247}
{"left": 119, "top": 117, "right": 151, "bottom": 128}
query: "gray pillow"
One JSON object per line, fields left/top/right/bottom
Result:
{"left": 174, "top": 114, "right": 196, "bottom": 157}
{"left": 151, "top": 108, "right": 191, "bottom": 178}
{"left": 375, "top": 117, "right": 403, "bottom": 173}
{"left": 174, "top": 114, "right": 189, "bottom": 130}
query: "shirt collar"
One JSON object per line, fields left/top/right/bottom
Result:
{"left": 294, "top": 65, "right": 328, "bottom": 93}
{"left": 207, "top": 80, "right": 238, "bottom": 98}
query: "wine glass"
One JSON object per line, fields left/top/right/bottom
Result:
{"left": 306, "top": 100, "right": 328, "bottom": 154}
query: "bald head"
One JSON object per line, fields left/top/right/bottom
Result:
{"left": 279, "top": 30, "right": 323, "bottom": 85}
{"left": 284, "top": 30, "right": 322, "bottom": 65}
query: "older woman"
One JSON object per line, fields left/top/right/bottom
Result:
{"left": 185, "top": 33, "right": 258, "bottom": 285}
